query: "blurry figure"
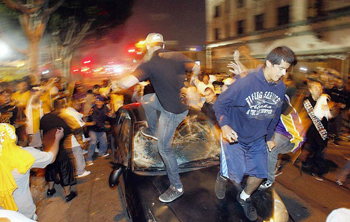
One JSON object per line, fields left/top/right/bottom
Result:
{"left": 325, "top": 78, "right": 349, "bottom": 145}
{"left": 40, "top": 99, "right": 77, "bottom": 202}
{"left": 193, "top": 73, "right": 214, "bottom": 97}
{"left": 0, "top": 89, "right": 18, "bottom": 125}
{"left": 181, "top": 85, "right": 202, "bottom": 110}
{"left": 222, "top": 77, "right": 236, "bottom": 93}
{"left": 72, "top": 83, "right": 87, "bottom": 113}
{"left": 59, "top": 98, "right": 91, "bottom": 178}
{"left": 110, "top": 86, "right": 124, "bottom": 113}
{"left": 201, "top": 87, "right": 217, "bottom": 124}
{"left": 99, "top": 80, "right": 112, "bottom": 97}
{"left": 336, "top": 159, "right": 350, "bottom": 186}
{"left": 26, "top": 88, "right": 45, "bottom": 149}
{"left": 259, "top": 94, "right": 306, "bottom": 189}
{"left": 0, "top": 123, "right": 63, "bottom": 220}
{"left": 11, "top": 79, "right": 30, "bottom": 121}
{"left": 92, "top": 84, "right": 101, "bottom": 95}
{"left": 83, "top": 90, "right": 96, "bottom": 116}
{"left": 38, "top": 77, "right": 60, "bottom": 114}
{"left": 131, "top": 83, "right": 144, "bottom": 103}
{"left": 86, "top": 95, "right": 112, "bottom": 166}
{"left": 299, "top": 81, "right": 331, "bottom": 181}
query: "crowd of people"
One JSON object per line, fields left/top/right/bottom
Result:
{"left": 1, "top": 32, "right": 350, "bottom": 221}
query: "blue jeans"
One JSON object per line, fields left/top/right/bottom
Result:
{"left": 267, "top": 132, "right": 294, "bottom": 183}
{"left": 142, "top": 93, "right": 188, "bottom": 189}
{"left": 87, "top": 131, "right": 108, "bottom": 161}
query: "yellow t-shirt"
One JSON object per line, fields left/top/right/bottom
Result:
{"left": 110, "top": 94, "right": 124, "bottom": 113}
{"left": 12, "top": 91, "right": 31, "bottom": 108}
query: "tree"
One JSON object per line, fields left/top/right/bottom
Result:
{"left": 48, "top": 0, "right": 134, "bottom": 78}
{"left": 1, "top": 0, "right": 64, "bottom": 76}
{"left": 0, "top": 0, "right": 134, "bottom": 78}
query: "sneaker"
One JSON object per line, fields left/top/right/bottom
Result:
{"left": 86, "top": 161, "right": 94, "bottom": 166}
{"left": 336, "top": 180, "right": 343, "bottom": 186}
{"left": 236, "top": 193, "right": 258, "bottom": 221}
{"left": 312, "top": 173, "right": 324, "bottom": 182}
{"left": 95, "top": 148, "right": 99, "bottom": 153}
{"left": 47, "top": 188, "right": 56, "bottom": 197}
{"left": 99, "top": 153, "right": 110, "bottom": 158}
{"left": 76, "top": 170, "right": 91, "bottom": 178}
{"left": 215, "top": 173, "right": 227, "bottom": 199}
{"left": 159, "top": 186, "right": 184, "bottom": 203}
{"left": 65, "top": 191, "right": 77, "bottom": 202}
{"left": 275, "top": 171, "right": 283, "bottom": 177}
{"left": 334, "top": 140, "right": 341, "bottom": 146}
{"left": 259, "top": 181, "right": 272, "bottom": 190}
{"left": 141, "top": 127, "right": 158, "bottom": 141}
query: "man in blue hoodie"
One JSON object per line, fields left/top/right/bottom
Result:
{"left": 213, "top": 46, "right": 295, "bottom": 221}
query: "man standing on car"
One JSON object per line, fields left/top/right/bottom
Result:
{"left": 213, "top": 46, "right": 295, "bottom": 221}
{"left": 116, "top": 33, "right": 200, "bottom": 203}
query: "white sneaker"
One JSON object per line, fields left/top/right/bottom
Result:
{"left": 86, "top": 161, "right": 94, "bottom": 166}
{"left": 76, "top": 170, "right": 91, "bottom": 178}
{"left": 259, "top": 181, "right": 272, "bottom": 190}
{"left": 99, "top": 153, "right": 110, "bottom": 158}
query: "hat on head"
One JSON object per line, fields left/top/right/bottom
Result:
{"left": 146, "top": 33, "right": 164, "bottom": 45}
{"left": 96, "top": 95, "right": 106, "bottom": 102}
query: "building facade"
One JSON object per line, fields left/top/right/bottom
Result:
{"left": 205, "top": 0, "right": 350, "bottom": 83}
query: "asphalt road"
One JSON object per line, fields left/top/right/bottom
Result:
{"left": 32, "top": 141, "right": 350, "bottom": 222}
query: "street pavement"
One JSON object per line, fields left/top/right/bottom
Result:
{"left": 32, "top": 156, "right": 129, "bottom": 222}
{"left": 30, "top": 141, "right": 350, "bottom": 222}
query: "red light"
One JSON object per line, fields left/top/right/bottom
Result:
{"left": 84, "top": 60, "right": 91, "bottom": 64}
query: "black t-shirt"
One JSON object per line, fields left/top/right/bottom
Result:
{"left": 201, "top": 102, "right": 217, "bottom": 124}
{"left": 304, "top": 96, "right": 328, "bottom": 147}
{"left": 134, "top": 49, "right": 194, "bottom": 114}
{"left": 40, "top": 112, "right": 71, "bottom": 162}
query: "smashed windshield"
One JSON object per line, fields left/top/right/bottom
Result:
{"left": 133, "top": 114, "right": 221, "bottom": 169}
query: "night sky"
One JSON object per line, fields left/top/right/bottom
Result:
{"left": 87, "top": 0, "right": 206, "bottom": 62}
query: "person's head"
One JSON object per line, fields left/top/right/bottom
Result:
{"left": 17, "top": 80, "right": 28, "bottom": 93}
{"left": 145, "top": 33, "right": 164, "bottom": 55}
{"left": 95, "top": 95, "right": 106, "bottom": 109}
{"left": 75, "top": 85, "right": 84, "bottom": 94}
{"left": 53, "top": 98, "right": 67, "bottom": 111}
{"left": 308, "top": 81, "right": 323, "bottom": 101}
{"left": 0, "top": 89, "right": 12, "bottom": 105}
{"left": 92, "top": 84, "right": 100, "bottom": 94}
{"left": 204, "top": 87, "right": 216, "bottom": 104}
{"left": 40, "top": 77, "right": 48, "bottom": 86}
{"left": 70, "top": 98, "right": 82, "bottom": 111}
{"left": 202, "top": 74, "right": 210, "bottom": 85}
{"left": 264, "top": 46, "right": 296, "bottom": 83}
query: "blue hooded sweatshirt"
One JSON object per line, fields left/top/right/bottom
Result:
{"left": 213, "top": 67, "right": 285, "bottom": 144}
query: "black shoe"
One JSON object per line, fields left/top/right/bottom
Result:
{"left": 140, "top": 127, "right": 158, "bottom": 140}
{"left": 47, "top": 188, "right": 56, "bottom": 197}
{"left": 65, "top": 191, "right": 77, "bottom": 202}
{"left": 236, "top": 193, "right": 257, "bottom": 221}
{"left": 334, "top": 140, "right": 341, "bottom": 146}
{"left": 215, "top": 173, "right": 227, "bottom": 199}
